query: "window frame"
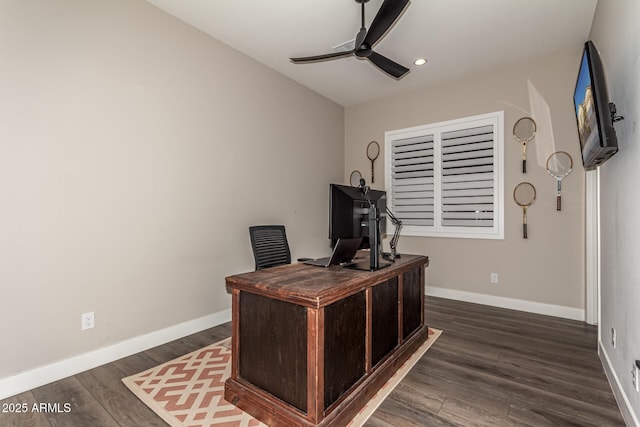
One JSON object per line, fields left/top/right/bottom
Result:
{"left": 384, "top": 111, "right": 504, "bottom": 240}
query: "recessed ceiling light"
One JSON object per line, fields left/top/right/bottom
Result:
{"left": 414, "top": 58, "right": 427, "bottom": 66}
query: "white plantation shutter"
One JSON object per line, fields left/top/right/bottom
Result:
{"left": 441, "top": 125, "right": 494, "bottom": 228}
{"left": 385, "top": 112, "right": 504, "bottom": 239}
{"left": 391, "top": 135, "right": 435, "bottom": 226}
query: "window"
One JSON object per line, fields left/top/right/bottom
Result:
{"left": 384, "top": 111, "right": 504, "bottom": 239}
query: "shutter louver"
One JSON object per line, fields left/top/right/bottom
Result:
{"left": 391, "top": 135, "right": 435, "bottom": 226}
{"left": 441, "top": 125, "right": 494, "bottom": 227}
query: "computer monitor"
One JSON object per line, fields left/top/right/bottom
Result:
{"left": 329, "top": 183, "right": 386, "bottom": 249}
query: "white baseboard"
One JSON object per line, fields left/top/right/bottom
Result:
{"left": 426, "top": 286, "right": 585, "bottom": 321}
{"left": 599, "top": 342, "right": 640, "bottom": 427}
{"left": 0, "top": 308, "right": 232, "bottom": 401}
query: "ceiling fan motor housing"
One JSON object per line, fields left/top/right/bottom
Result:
{"left": 355, "top": 44, "right": 372, "bottom": 58}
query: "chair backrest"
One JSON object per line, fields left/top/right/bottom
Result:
{"left": 249, "top": 225, "right": 291, "bottom": 270}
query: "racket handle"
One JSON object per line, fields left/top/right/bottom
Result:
{"left": 523, "top": 223, "right": 528, "bottom": 239}
{"left": 522, "top": 159, "right": 527, "bottom": 174}
{"left": 557, "top": 195, "right": 562, "bottom": 211}
{"left": 371, "top": 162, "right": 375, "bottom": 183}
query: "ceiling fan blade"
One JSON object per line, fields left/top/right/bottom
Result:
{"left": 290, "top": 51, "right": 354, "bottom": 63}
{"left": 363, "top": 0, "right": 410, "bottom": 47}
{"left": 367, "top": 51, "right": 410, "bottom": 79}
{"left": 355, "top": 27, "right": 367, "bottom": 50}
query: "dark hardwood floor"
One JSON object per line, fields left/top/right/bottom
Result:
{"left": 1, "top": 297, "right": 624, "bottom": 426}
{"left": 366, "top": 298, "right": 624, "bottom": 427}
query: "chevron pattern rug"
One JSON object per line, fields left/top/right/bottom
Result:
{"left": 122, "top": 328, "right": 441, "bottom": 427}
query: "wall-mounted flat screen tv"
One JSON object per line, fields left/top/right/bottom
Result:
{"left": 573, "top": 40, "right": 619, "bottom": 170}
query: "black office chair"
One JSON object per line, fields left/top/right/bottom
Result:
{"left": 249, "top": 225, "right": 292, "bottom": 270}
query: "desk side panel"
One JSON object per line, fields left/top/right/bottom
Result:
{"left": 402, "top": 267, "right": 423, "bottom": 339}
{"left": 324, "top": 291, "right": 366, "bottom": 410}
{"left": 371, "top": 277, "right": 399, "bottom": 367}
{"left": 239, "top": 292, "right": 308, "bottom": 413}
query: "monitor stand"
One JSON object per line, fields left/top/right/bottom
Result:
{"left": 345, "top": 256, "right": 392, "bottom": 272}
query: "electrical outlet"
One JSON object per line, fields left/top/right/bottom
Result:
{"left": 633, "top": 361, "right": 640, "bottom": 392}
{"left": 490, "top": 273, "right": 499, "bottom": 284}
{"left": 81, "top": 312, "right": 95, "bottom": 330}
{"left": 611, "top": 327, "right": 616, "bottom": 348}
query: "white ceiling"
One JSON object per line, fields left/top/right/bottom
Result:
{"left": 145, "top": 0, "right": 598, "bottom": 107}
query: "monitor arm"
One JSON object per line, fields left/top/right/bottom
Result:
{"left": 385, "top": 207, "right": 402, "bottom": 261}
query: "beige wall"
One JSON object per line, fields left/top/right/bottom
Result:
{"left": 0, "top": 0, "right": 343, "bottom": 379}
{"left": 346, "top": 50, "right": 585, "bottom": 312}
{"left": 590, "top": 0, "right": 640, "bottom": 422}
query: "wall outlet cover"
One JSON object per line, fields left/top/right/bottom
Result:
{"left": 81, "top": 312, "right": 95, "bottom": 330}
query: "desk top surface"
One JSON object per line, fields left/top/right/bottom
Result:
{"left": 225, "top": 253, "right": 428, "bottom": 308}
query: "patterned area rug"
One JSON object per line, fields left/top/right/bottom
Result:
{"left": 122, "top": 328, "right": 441, "bottom": 427}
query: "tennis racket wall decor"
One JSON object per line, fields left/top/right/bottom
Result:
{"left": 545, "top": 151, "right": 573, "bottom": 211}
{"left": 513, "top": 117, "right": 537, "bottom": 173}
{"left": 349, "top": 170, "right": 363, "bottom": 187}
{"left": 513, "top": 182, "right": 536, "bottom": 239}
{"left": 367, "top": 141, "right": 380, "bottom": 183}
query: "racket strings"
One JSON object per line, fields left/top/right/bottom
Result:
{"left": 367, "top": 141, "right": 380, "bottom": 160}
{"left": 350, "top": 170, "right": 362, "bottom": 187}
{"left": 513, "top": 117, "right": 536, "bottom": 142}
{"left": 546, "top": 152, "right": 573, "bottom": 177}
{"left": 514, "top": 183, "right": 536, "bottom": 206}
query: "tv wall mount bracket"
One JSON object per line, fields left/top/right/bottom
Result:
{"left": 609, "top": 102, "right": 624, "bottom": 123}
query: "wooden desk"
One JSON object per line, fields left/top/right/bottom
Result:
{"left": 224, "top": 253, "right": 429, "bottom": 426}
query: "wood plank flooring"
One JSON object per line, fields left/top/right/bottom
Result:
{"left": 0, "top": 297, "right": 624, "bottom": 426}
{"left": 366, "top": 298, "right": 624, "bottom": 426}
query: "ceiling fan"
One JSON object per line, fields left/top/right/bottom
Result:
{"left": 290, "top": 0, "right": 411, "bottom": 79}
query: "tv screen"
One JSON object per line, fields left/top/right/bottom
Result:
{"left": 573, "top": 40, "right": 618, "bottom": 170}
